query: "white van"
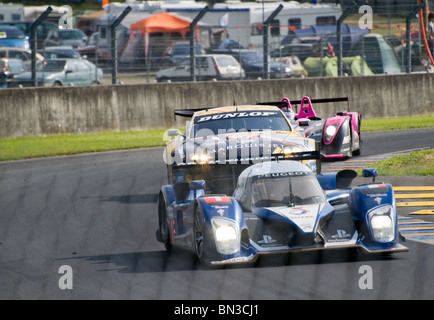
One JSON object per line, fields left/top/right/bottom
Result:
{"left": 156, "top": 54, "right": 245, "bottom": 82}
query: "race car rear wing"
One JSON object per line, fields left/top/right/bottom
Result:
{"left": 173, "top": 108, "right": 208, "bottom": 118}
{"left": 257, "top": 96, "right": 350, "bottom": 113}
{"left": 291, "top": 97, "right": 350, "bottom": 112}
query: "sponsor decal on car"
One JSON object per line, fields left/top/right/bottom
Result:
{"left": 204, "top": 196, "right": 232, "bottom": 204}
{"left": 196, "top": 111, "right": 279, "bottom": 122}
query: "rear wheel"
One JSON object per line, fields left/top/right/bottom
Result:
{"left": 158, "top": 193, "right": 171, "bottom": 252}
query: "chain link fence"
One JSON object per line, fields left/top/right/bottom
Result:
{"left": 4, "top": 2, "right": 434, "bottom": 86}
{"left": 86, "top": 3, "right": 432, "bottom": 85}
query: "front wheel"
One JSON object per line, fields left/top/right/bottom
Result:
{"left": 193, "top": 209, "right": 206, "bottom": 262}
{"left": 158, "top": 193, "right": 171, "bottom": 252}
{"left": 352, "top": 136, "right": 361, "bottom": 156}
{"left": 193, "top": 208, "right": 224, "bottom": 267}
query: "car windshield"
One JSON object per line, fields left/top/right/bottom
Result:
{"left": 179, "top": 56, "right": 209, "bottom": 68}
{"left": 59, "top": 30, "right": 85, "bottom": 40}
{"left": 251, "top": 173, "right": 325, "bottom": 208}
{"left": 0, "top": 28, "right": 25, "bottom": 39}
{"left": 7, "top": 59, "right": 26, "bottom": 73}
{"left": 239, "top": 51, "right": 263, "bottom": 64}
{"left": 172, "top": 44, "right": 203, "bottom": 55}
{"left": 37, "top": 60, "right": 67, "bottom": 72}
{"left": 192, "top": 111, "right": 291, "bottom": 138}
{"left": 215, "top": 56, "right": 238, "bottom": 67}
{"left": 43, "top": 49, "right": 80, "bottom": 59}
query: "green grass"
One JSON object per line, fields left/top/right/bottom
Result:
{"left": 0, "top": 129, "right": 169, "bottom": 162}
{"left": 357, "top": 148, "right": 434, "bottom": 176}
{"left": 0, "top": 115, "right": 433, "bottom": 175}
{"left": 362, "top": 114, "right": 434, "bottom": 132}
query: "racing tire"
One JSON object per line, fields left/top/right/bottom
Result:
{"left": 352, "top": 148, "right": 361, "bottom": 157}
{"left": 352, "top": 136, "right": 361, "bottom": 156}
{"left": 316, "top": 158, "right": 321, "bottom": 174}
{"left": 349, "top": 130, "right": 361, "bottom": 157}
{"left": 193, "top": 208, "right": 223, "bottom": 267}
{"left": 158, "top": 192, "right": 171, "bottom": 252}
{"left": 193, "top": 208, "right": 207, "bottom": 264}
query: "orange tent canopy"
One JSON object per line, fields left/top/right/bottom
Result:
{"left": 130, "top": 12, "right": 193, "bottom": 35}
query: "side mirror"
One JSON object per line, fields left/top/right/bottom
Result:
{"left": 189, "top": 180, "right": 206, "bottom": 190}
{"left": 163, "top": 129, "right": 184, "bottom": 143}
{"left": 362, "top": 168, "right": 378, "bottom": 182}
{"left": 189, "top": 180, "right": 206, "bottom": 198}
{"left": 167, "top": 129, "right": 180, "bottom": 137}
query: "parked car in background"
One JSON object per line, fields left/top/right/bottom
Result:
{"left": 38, "top": 46, "right": 82, "bottom": 59}
{"left": 208, "top": 39, "right": 244, "bottom": 52}
{"left": 0, "top": 21, "right": 58, "bottom": 49}
{"left": 11, "top": 58, "right": 103, "bottom": 87}
{"left": 0, "top": 25, "right": 29, "bottom": 49}
{"left": 0, "top": 58, "right": 27, "bottom": 88}
{"left": 270, "top": 36, "right": 328, "bottom": 63}
{"left": 281, "top": 25, "right": 369, "bottom": 57}
{"left": 76, "top": 32, "right": 111, "bottom": 65}
{"left": 43, "top": 29, "right": 88, "bottom": 49}
{"left": 160, "top": 41, "right": 206, "bottom": 67}
{"left": 156, "top": 54, "right": 245, "bottom": 82}
{"left": 349, "top": 34, "right": 401, "bottom": 74}
{"left": 0, "top": 47, "right": 44, "bottom": 70}
{"left": 224, "top": 49, "right": 293, "bottom": 79}
{"left": 274, "top": 55, "right": 307, "bottom": 77}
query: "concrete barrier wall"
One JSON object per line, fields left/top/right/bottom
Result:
{"left": 0, "top": 73, "right": 433, "bottom": 138}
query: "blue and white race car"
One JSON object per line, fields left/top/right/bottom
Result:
{"left": 157, "top": 160, "right": 408, "bottom": 265}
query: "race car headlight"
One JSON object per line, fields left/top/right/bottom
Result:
{"left": 324, "top": 124, "right": 338, "bottom": 142}
{"left": 191, "top": 153, "right": 209, "bottom": 164}
{"left": 283, "top": 146, "right": 301, "bottom": 155}
{"left": 212, "top": 218, "right": 240, "bottom": 255}
{"left": 369, "top": 205, "right": 394, "bottom": 243}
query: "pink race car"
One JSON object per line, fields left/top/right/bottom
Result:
{"left": 258, "top": 96, "right": 362, "bottom": 159}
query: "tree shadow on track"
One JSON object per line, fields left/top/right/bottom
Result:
{"left": 56, "top": 248, "right": 402, "bottom": 274}
{"left": 57, "top": 249, "right": 205, "bottom": 273}
{"left": 82, "top": 193, "right": 158, "bottom": 204}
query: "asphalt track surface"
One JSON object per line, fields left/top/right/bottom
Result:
{"left": 0, "top": 128, "right": 433, "bottom": 301}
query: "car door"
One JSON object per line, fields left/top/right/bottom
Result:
{"left": 8, "top": 49, "right": 31, "bottom": 70}
{"left": 43, "top": 29, "right": 59, "bottom": 47}
{"left": 74, "top": 60, "right": 94, "bottom": 85}
{"left": 195, "top": 56, "right": 212, "bottom": 81}
{"left": 63, "top": 60, "right": 82, "bottom": 86}
{"left": 169, "top": 58, "right": 191, "bottom": 81}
